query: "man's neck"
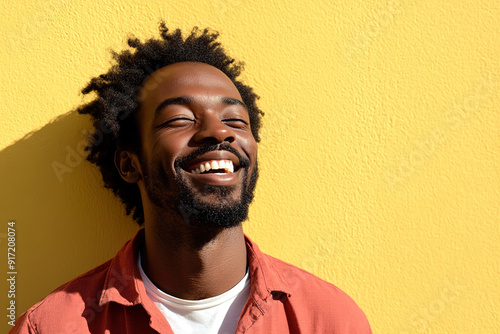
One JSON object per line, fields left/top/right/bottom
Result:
{"left": 141, "top": 216, "right": 247, "bottom": 300}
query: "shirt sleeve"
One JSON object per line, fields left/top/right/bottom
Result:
{"left": 8, "top": 313, "right": 35, "bottom": 334}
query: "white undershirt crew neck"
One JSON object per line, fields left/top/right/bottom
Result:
{"left": 138, "top": 252, "right": 251, "bottom": 334}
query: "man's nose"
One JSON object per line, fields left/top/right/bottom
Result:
{"left": 193, "top": 115, "right": 236, "bottom": 144}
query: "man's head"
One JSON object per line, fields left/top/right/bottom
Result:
{"left": 77, "top": 23, "right": 263, "bottom": 226}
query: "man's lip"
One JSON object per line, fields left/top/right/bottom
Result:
{"left": 182, "top": 151, "right": 241, "bottom": 172}
{"left": 181, "top": 168, "right": 240, "bottom": 187}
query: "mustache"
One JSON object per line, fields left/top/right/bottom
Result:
{"left": 174, "top": 143, "right": 251, "bottom": 169}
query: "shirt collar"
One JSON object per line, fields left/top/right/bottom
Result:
{"left": 244, "top": 235, "right": 291, "bottom": 299}
{"left": 98, "top": 229, "right": 291, "bottom": 307}
{"left": 98, "top": 229, "right": 145, "bottom": 307}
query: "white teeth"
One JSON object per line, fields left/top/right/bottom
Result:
{"left": 191, "top": 160, "right": 235, "bottom": 175}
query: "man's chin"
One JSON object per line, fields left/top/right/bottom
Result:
{"left": 177, "top": 183, "right": 244, "bottom": 225}
{"left": 177, "top": 199, "right": 249, "bottom": 229}
{"left": 191, "top": 187, "right": 242, "bottom": 205}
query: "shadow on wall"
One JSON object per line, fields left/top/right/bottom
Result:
{"left": 0, "top": 111, "right": 138, "bottom": 320}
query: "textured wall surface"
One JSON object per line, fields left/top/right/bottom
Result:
{"left": 1, "top": 0, "right": 499, "bottom": 333}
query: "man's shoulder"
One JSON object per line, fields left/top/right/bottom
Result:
{"left": 11, "top": 259, "right": 113, "bottom": 332}
{"left": 257, "top": 250, "right": 370, "bottom": 329}
{"left": 35, "top": 258, "right": 112, "bottom": 305}
{"left": 247, "top": 236, "right": 367, "bottom": 314}
{"left": 10, "top": 233, "right": 142, "bottom": 333}
{"left": 266, "top": 252, "right": 361, "bottom": 301}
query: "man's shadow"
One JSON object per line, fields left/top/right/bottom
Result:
{"left": 0, "top": 111, "right": 138, "bottom": 319}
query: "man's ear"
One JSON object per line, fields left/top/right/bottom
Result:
{"left": 114, "top": 150, "right": 142, "bottom": 184}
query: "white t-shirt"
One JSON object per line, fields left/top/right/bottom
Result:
{"left": 138, "top": 253, "right": 251, "bottom": 334}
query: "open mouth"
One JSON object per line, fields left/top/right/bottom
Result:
{"left": 176, "top": 145, "right": 247, "bottom": 178}
{"left": 187, "top": 160, "right": 236, "bottom": 175}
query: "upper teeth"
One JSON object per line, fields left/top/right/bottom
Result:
{"left": 191, "top": 160, "right": 234, "bottom": 175}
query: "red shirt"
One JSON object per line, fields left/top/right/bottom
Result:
{"left": 10, "top": 230, "right": 371, "bottom": 333}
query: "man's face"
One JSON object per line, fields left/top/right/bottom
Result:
{"left": 134, "top": 62, "right": 258, "bottom": 228}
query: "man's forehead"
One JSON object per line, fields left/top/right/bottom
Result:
{"left": 138, "top": 62, "right": 242, "bottom": 106}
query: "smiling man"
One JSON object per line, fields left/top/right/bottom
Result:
{"left": 10, "top": 24, "right": 371, "bottom": 333}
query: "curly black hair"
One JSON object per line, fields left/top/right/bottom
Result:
{"left": 76, "top": 22, "right": 264, "bottom": 226}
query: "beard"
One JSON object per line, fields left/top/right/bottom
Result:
{"left": 141, "top": 144, "right": 258, "bottom": 229}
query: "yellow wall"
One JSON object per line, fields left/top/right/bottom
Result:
{"left": 1, "top": 0, "right": 498, "bottom": 332}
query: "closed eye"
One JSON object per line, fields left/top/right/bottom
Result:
{"left": 158, "top": 117, "right": 195, "bottom": 128}
{"left": 223, "top": 118, "right": 249, "bottom": 128}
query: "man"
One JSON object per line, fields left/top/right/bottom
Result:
{"left": 11, "top": 23, "right": 371, "bottom": 333}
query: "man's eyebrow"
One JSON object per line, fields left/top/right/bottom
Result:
{"left": 221, "top": 97, "right": 247, "bottom": 109}
{"left": 154, "top": 96, "right": 247, "bottom": 116}
{"left": 154, "top": 96, "right": 194, "bottom": 116}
